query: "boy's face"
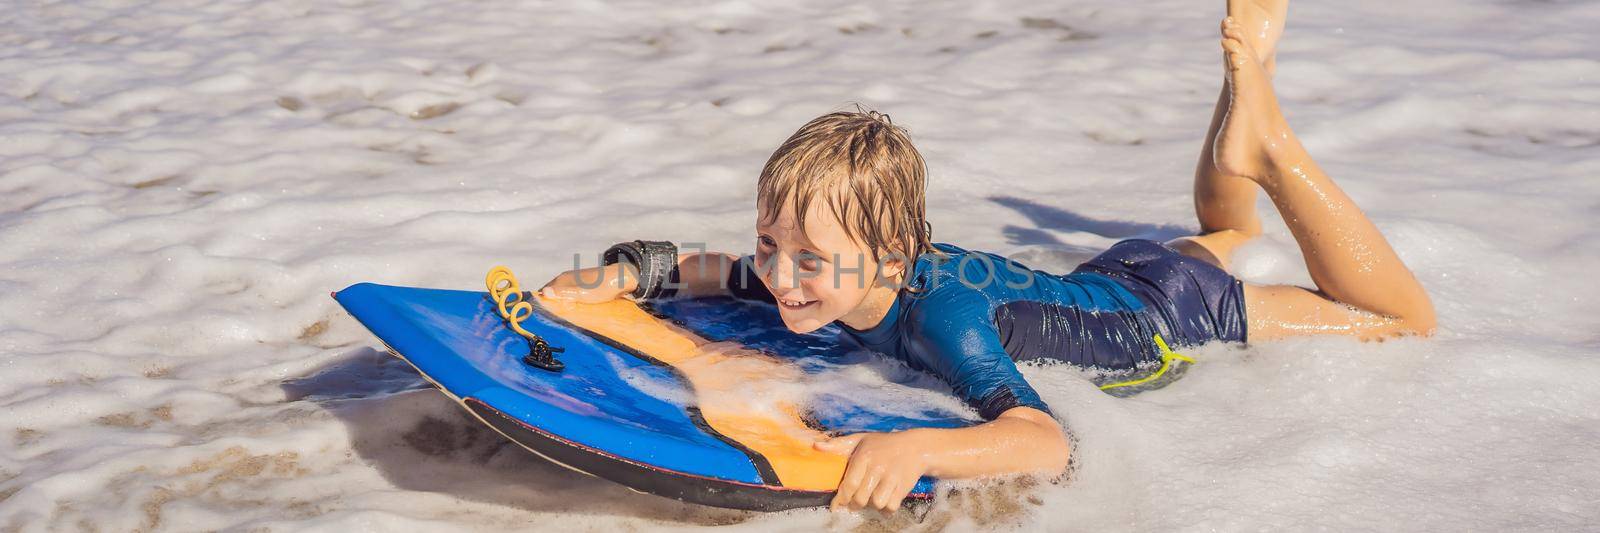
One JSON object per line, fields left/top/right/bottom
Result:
{"left": 755, "top": 203, "right": 897, "bottom": 333}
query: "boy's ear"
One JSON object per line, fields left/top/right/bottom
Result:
{"left": 877, "top": 254, "right": 906, "bottom": 279}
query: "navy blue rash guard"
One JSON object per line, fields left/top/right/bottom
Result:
{"left": 723, "top": 240, "right": 1248, "bottom": 420}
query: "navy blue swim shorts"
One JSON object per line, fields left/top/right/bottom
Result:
{"left": 1074, "top": 239, "right": 1249, "bottom": 346}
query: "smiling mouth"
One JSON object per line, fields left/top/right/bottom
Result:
{"left": 777, "top": 297, "right": 817, "bottom": 310}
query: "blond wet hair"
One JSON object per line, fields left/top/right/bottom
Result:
{"left": 756, "top": 107, "right": 934, "bottom": 269}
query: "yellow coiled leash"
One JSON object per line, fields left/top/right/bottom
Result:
{"left": 1096, "top": 334, "right": 1195, "bottom": 395}
{"left": 485, "top": 266, "right": 564, "bottom": 371}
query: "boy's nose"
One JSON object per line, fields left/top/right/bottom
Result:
{"left": 765, "top": 250, "right": 802, "bottom": 290}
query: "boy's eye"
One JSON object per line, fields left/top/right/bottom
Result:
{"left": 757, "top": 235, "right": 776, "bottom": 248}
{"left": 797, "top": 251, "right": 821, "bottom": 271}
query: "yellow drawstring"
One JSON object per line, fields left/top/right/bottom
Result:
{"left": 1097, "top": 334, "right": 1195, "bottom": 392}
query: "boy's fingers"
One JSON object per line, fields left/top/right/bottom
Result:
{"left": 830, "top": 450, "right": 870, "bottom": 510}
{"left": 891, "top": 477, "right": 917, "bottom": 512}
{"left": 869, "top": 475, "right": 906, "bottom": 512}
{"left": 813, "top": 434, "right": 864, "bottom": 455}
{"left": 540, "top": 281, "right": 624, "bottom": 303}
{"left": 543, "top": 286, "right": 583, "bottom": 300}
{"left": 578, "top": 288, "right": 619, "bottom": 303}
{"left": 851, "top": 471, "right": 880, "bottom": 510}
{"left": 829, "top": 478, "right": 855, "bottom": 511}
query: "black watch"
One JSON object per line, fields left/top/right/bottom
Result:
{"left": 601, "top": 240, "right": 679, "bottom": 300}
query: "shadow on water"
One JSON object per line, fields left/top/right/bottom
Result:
{"left": 988, "top": 195, "right": 1190, "bottom": 246}
{"left": 282, "top": 347, "right": 755, "bottom": 525}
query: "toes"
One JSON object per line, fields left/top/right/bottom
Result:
{"left": 1221, "top": 39, "right": 1248, "bottom": 70}
{"left": 1220, "top": 26, "right": 1256, "bottom": 57}
{"left": 1221, "top": 36, "right": 1245, "bottom": 55}
{"left": 1222, "top": 25, "right": 1246, "bottom": 42}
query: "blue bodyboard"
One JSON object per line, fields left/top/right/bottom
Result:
{"left": 334, "top": 283, "right": 978, "bottom": 511}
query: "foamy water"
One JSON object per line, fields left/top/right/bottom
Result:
{"left": 3, "top": 0, "right": 1598, "bottom": 530}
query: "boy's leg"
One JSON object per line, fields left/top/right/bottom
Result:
{"left": 1214, "top": 18, "right": 1435, "bottom": 339}
{"left": 1171, "top": 0, "right": 1288, "bottom": 270}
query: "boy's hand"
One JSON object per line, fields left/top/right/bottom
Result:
{"left": 538, "top": 263, "right": 639, "bottom": 303}
{"left": 814, "top": 431, "right": 931, "bottom": 514}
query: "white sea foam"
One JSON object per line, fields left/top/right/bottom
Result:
{"left": 2, "top": 0, "right": 1599, "bottom": 530}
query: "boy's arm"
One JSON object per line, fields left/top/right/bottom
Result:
{"left": 673, "top": 252, "right": 777, "bottom": 303}
{"left": 812, "top": 287, "right": 1067, "bottom": 513}
{"left": 667, "top": 252, "right": 739, "bottom": 298}
{"left": 540, "top": 250, "right": 746, "bottom": 302}
{"left": 815, "top": 406, "right": 1069, "bottom": 513}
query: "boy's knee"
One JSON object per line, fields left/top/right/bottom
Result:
{"left": 1403, "top": 307, "right": 1437, "bottom": 337}
{"left": 1393, "top": 298, "right": 1438, "bottom": 337}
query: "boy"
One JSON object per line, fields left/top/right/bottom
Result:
{"left": 541, "top": 0, "right": 1434, "bottom": 513}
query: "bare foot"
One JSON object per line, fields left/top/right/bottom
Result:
{"left": 1213, "top": 17, "right": 1298, "bottom": 183}
{"left": 1227, "top": 0, "right": 1288, "bottom": 73}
